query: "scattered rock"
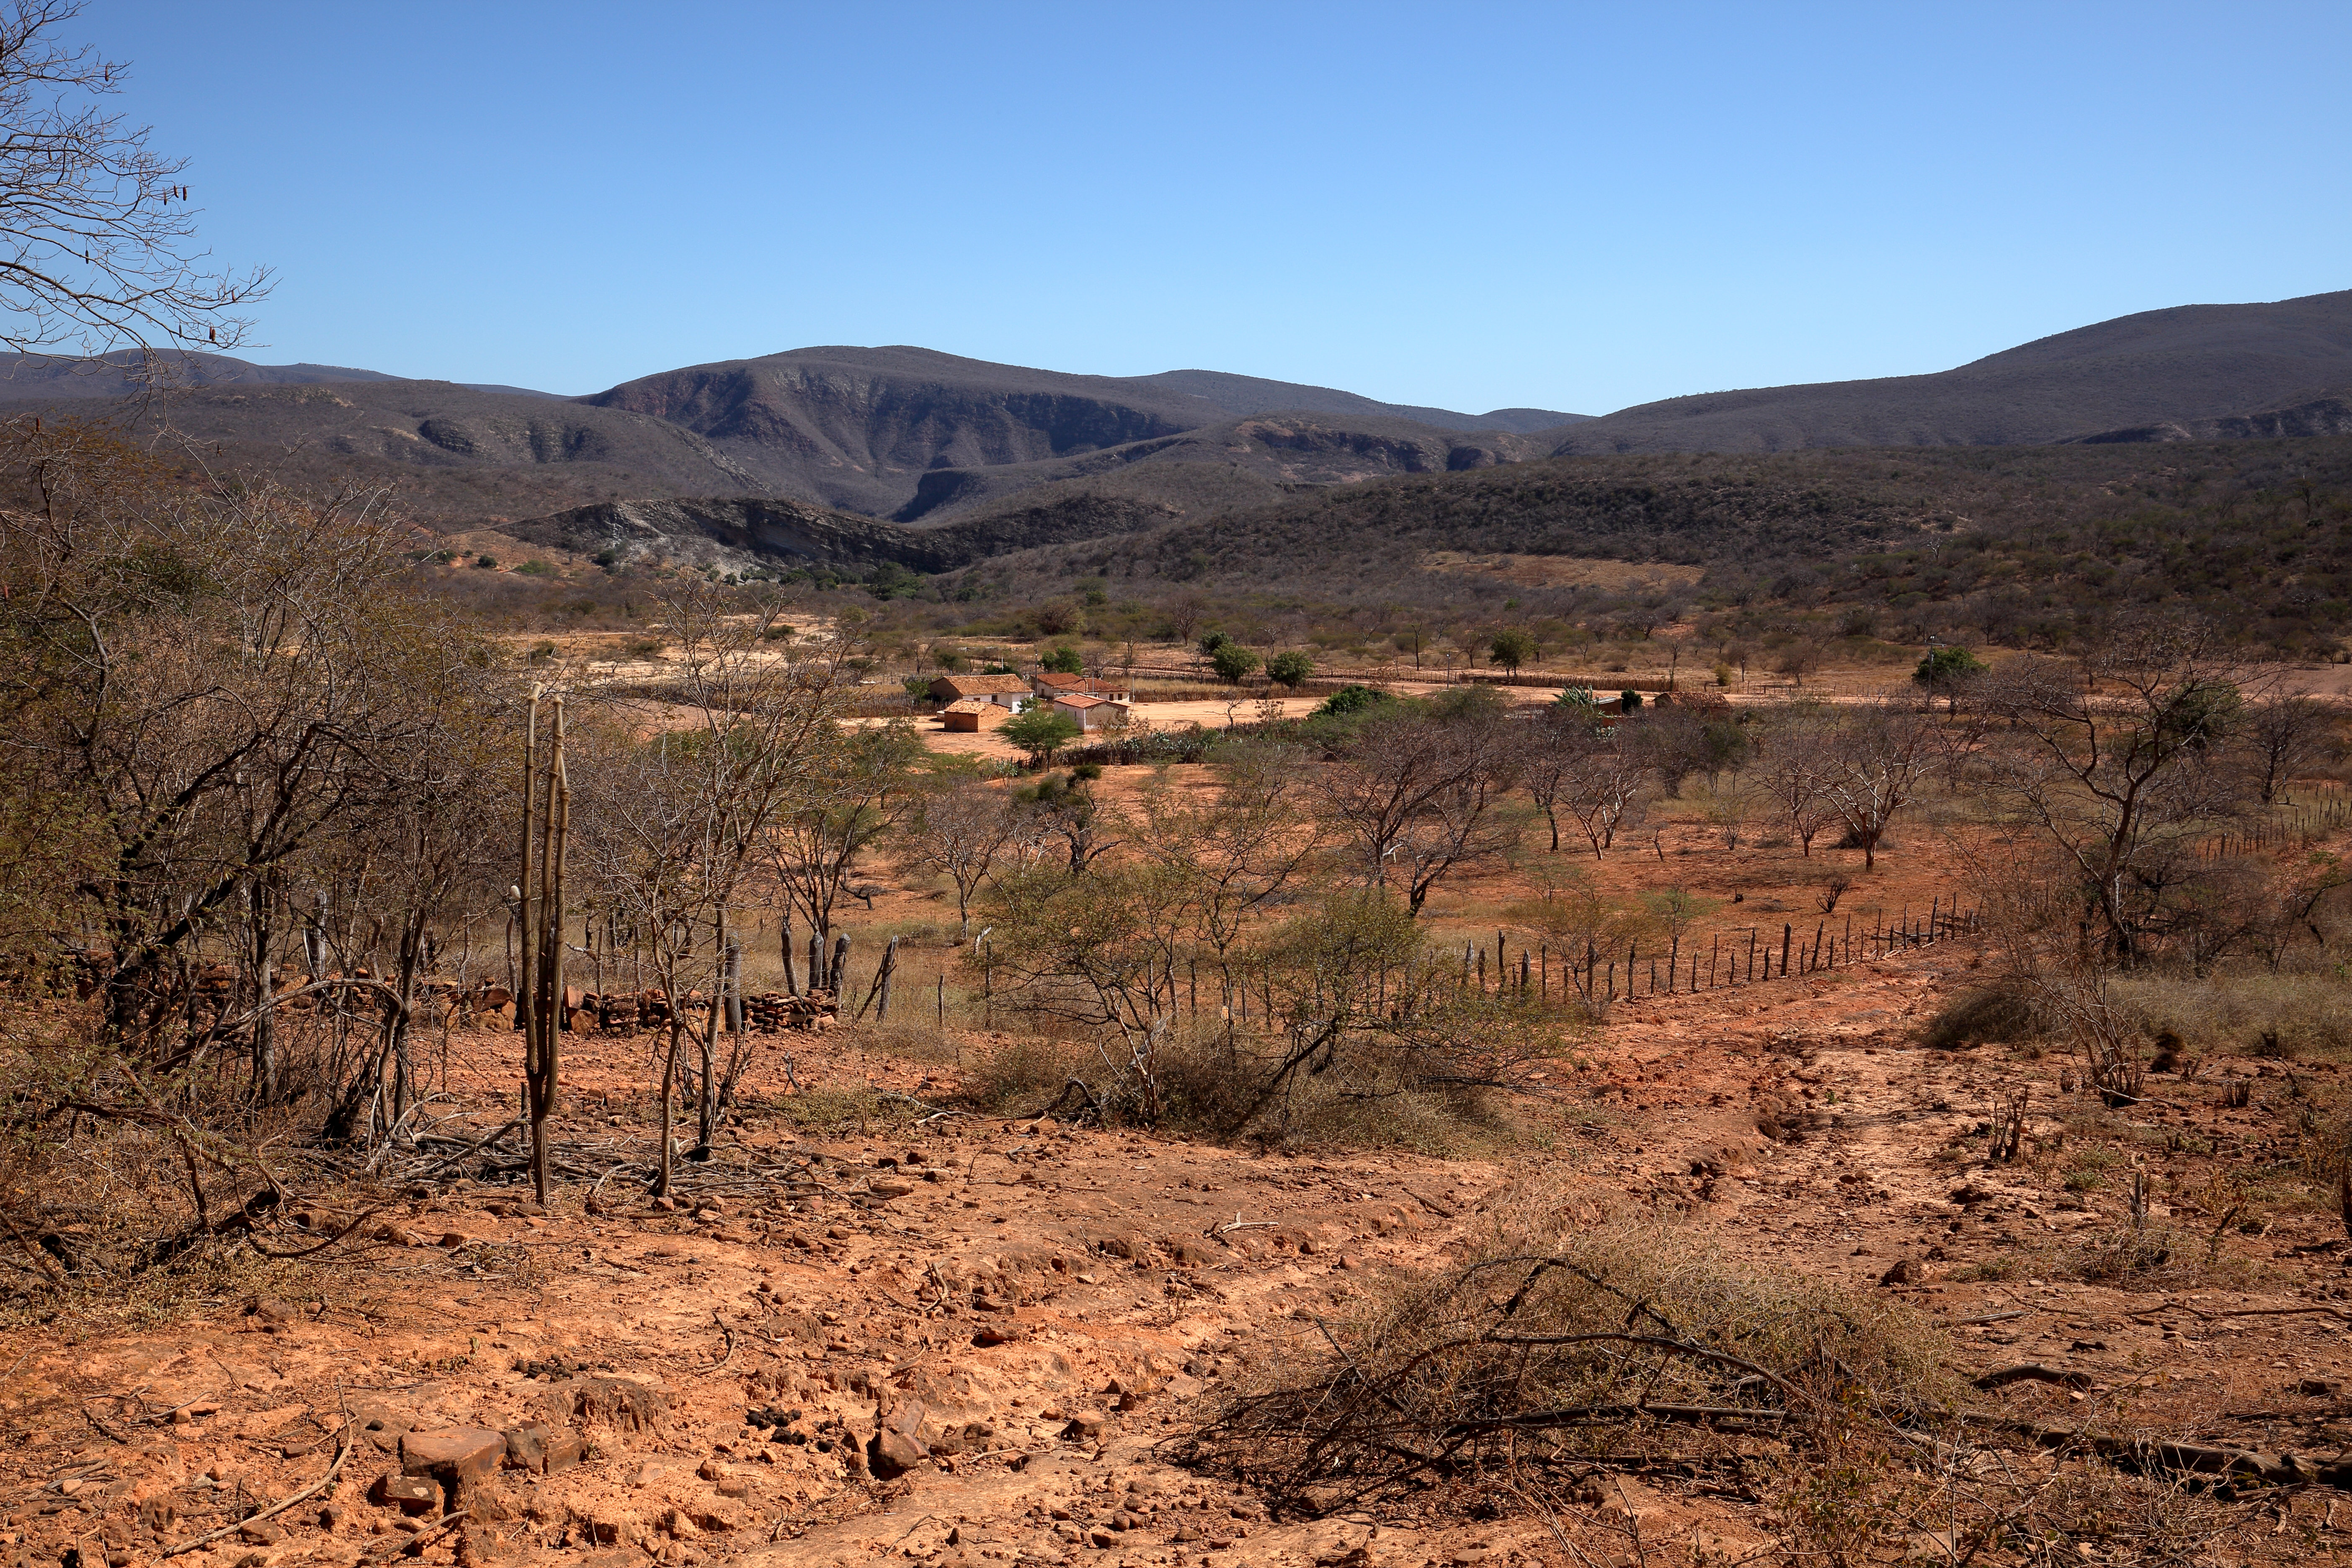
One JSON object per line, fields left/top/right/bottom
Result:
{"left": 371, "top": 1473, "right": 441, "bottom": 1514}
{"left": 244, "top": 1297, "right": 297, "bottom": 1330}
{"left": 499, "top": 1424, "right": 581, "bottom": 1474}
{"left": 401, "top": 1426, "right": 505, "bottom": 1508}
{"left": 1878, "top": 1258, "right": 1923, "bottom": 1287}
{"left": 868, "top": 1399, "right": 929, "bottom": 1478}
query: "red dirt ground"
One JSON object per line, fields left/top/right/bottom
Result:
{"left": 6, "top": 771, "right": 2349, "bottom": 1568}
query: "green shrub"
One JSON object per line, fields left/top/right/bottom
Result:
{"left": 1314, "top": 684, "right": 1392, "bottom": 717}
{"left": 1489, "top": 627, "right": 1538, "bottom": 673}
{"left": 1002, "top": 707, "right": 1081, "bottom": 766}
{"left": 1210, "top": 643, "right": 1261, "bottom": 682}
{"left": 1266, "top": 650, "right": 1314, "bottom": 687}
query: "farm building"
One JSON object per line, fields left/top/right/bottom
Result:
{"left": 1032, "top": 671, "right": 1130, "bottom": 701}
{"left": 928, "top": 673, "right": 1032, "bottom": 707}
{"left": 1051, "top": 692, "right": 1131, "bottom": 732}
{"left": 939, "top": 698, "right": 1011, "bottom": 733}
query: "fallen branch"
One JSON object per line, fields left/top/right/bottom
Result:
{"left": 2160, "top": 1298, "right": 2352, "bottom": 1324}
{"left": 375, "top": 1507, "right": 468, "bottom": 1560}
{"left": 1973, "top": 1364, "right": 2093, "bottom": 1392}
{"left": 0, "top": 1207, "right": 64, "bottom": 1285}
{"left": 1443, "top": 1402, "right": 1794, "bottom": 1434}
{"left": 248, "top": 1203, "right": 391, "bottom": 1262}
{"left": 1011, "top": 1078, "right": 1101, "bottom": 1124}
{"left": 1480, "top": 1331, "right": 1812, "bottom": 1410}
{"left": 1968, "top": 1413, "right": 2342, "bottom": 1488}
{"left": 159, "top": 1418, "right": 353, "bottom": 1558}
{"left": 1399, "top": 1186, "right": 1457, "bottom": 1219}
{"left": 410, "top": 1117, "right": 524, "bottom": 1179}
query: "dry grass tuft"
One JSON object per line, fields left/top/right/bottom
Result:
{"left": 2112, "top": 971, "right": 2352, "bottom": 1061}
{"left": 953, "top": 1024, "right": 1531, "bottom": 1155}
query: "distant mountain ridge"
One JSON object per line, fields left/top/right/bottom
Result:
{"left": 0, "top": 350, "right": 552, "bottom": 399}
{"left": 1127, "top": 367, "right": 1581, "bottom": 433}
{"left": 4, "top": 291, "right": 2350, "bottom": 542}
{"left": 574, "top": 346, "right": 1582, "bottom": 517}
{"left": 1542, "top": 289, "right": 2352, "bottom": 455}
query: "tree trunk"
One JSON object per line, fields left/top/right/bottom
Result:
{"left": 655, "top": 1011, "right": 682, "bottom": 1197}
{"left": 249, "top": 878, "right": 278, "bottom": 1105}
{"left": 696, "top": 914, "right": 726, "bottom": 1155}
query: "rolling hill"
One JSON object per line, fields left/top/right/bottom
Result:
{"left": 576, "top": 346, "right": 1576, "bottom": 517}
{"left": 1540, "top": 289, "right": 2352, "bottom": 454}
{"left": 6, "top": 290, "right": 2351, "bottom": 546}
{"left": 0, "top": 346, "right": 1560, "bottom": 525}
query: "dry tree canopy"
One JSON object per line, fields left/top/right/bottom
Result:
{"left": 1190, "top": 1200, "right": 1955, "bottom": 1516}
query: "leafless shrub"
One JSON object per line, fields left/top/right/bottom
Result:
{"left": 1987, "top": 1088, "right": 2027, "bottom": 1163}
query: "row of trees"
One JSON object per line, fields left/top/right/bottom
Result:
{"left": 1198, "top": 632, "right": 1314, "bottom": 686}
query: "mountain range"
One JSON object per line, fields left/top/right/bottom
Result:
{"left": 3, "top": 289, "right": 2347, "bottom": 570}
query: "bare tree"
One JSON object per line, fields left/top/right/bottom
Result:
{"left": 1557, "top": 730, "right": 1651, "bottom": 861}
{"left": 1163, "top": 593, "right": 1208, "bottom": 653}
{"left": 584, "top": 587, "right": 843, "bottom": 1184}
{"left": 2239, "top": 693, "right": 2338, "bottom": 806}
{"left": 1816, "top": 702, "right": 1940, "bottom": 871}
{"left": 1981, "top": 625, "right": 2251, "bottom": 962}
{"left": 1313, "top": 701, "right": 1519, "bottom": 913}
{"left": 1774, "top": 643, "right": 1821, "bottom": 688}
{"left": 1516, "top": 708, "right": 1588, "bottom": 853}
{"left": 1761, "top": 713, "right": 1840, "bottom": 856}
{"left": 1131, "top": 743, "right": 1320, "bottom": 958}
{"left": 0, "top": 1, "right": 270, "bottom": 371}
{"left": 899, "top": 777, "right": 1021, "bottom": 937}
{"left": 766, "top": 720, "right": 924, "bottom": 946}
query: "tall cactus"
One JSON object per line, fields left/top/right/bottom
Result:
{"left": 518, "top": 687, "right": 569, "bottom": 1206}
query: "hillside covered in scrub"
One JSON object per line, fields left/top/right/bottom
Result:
{"left": 966, "top": 435, "right": 2352, "bottom": 658}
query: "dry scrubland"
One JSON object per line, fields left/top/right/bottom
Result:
{"left": 16, "top": 422, "right": 2352, "bottom": 1568}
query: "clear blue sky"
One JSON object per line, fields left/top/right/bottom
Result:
{"left": 90, "top": 0, "right": 2352, "bottom": 414}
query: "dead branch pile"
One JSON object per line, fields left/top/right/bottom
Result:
{"left": 1188, "top": 1215, "right": 1952, "bottom": 1515}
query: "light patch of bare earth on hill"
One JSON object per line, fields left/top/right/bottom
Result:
{"left": 1418, "top": 554, "right": 1709, "bottom": 592}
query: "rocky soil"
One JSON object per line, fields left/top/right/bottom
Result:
{"left": 8, "top": 934, "right": 2352, "bottom": 1568}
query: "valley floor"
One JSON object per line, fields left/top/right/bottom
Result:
{"left": 8, "top": 934, "right": 2351, "bottom": 1568}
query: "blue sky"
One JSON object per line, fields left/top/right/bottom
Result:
{"left": 90, "top": 0, "right": 2352, "bottom": 413}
